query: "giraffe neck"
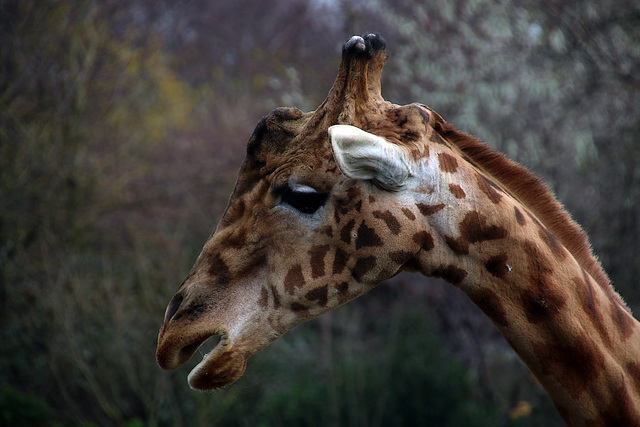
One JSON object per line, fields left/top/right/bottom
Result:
{"left": 406, "top": 136, "right": 640, "bottom": 425}
{"left": 453, "top": 232, "right": 640, "bottom": 425}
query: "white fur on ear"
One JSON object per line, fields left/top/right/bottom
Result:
{"left": 328, "top": 125, "right": 410, "bottom": 191}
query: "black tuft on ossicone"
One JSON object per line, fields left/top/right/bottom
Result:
{"left": 342, "top": 33, "right": 386, "bottom": 59}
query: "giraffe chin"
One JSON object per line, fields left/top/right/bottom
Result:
{"left": 187, "top": 343, "right": 248, "bottom": 391}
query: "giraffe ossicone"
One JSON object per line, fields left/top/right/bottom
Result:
{"left": 157, "top": 34, "right": 640, "bottom": 425}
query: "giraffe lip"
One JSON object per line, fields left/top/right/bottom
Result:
{"left": 197, "top": 333, "right": 223, "bottom": 359}
{"left": 157, "top": 327, "right": 225, "bottom": 371}
{"left": 187, "top": 334, "right": 248, "bottom": 390}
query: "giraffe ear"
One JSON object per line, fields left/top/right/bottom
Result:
{"left": 329, "top": 125, "right": 410, "bottom": 191}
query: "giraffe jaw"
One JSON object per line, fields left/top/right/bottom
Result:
{"left": 157, "top": 326, "right": 248, "bottom": 390}
{"left": 187, "top": 332, "right": 248, "bottom": 390}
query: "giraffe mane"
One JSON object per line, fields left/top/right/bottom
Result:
{"left": 432, "top": 119, "right": 629, "bottom": 312}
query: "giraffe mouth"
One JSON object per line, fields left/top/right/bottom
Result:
{"left": 187, "top": 331, "right": 248, "bottom": 390}
{"left": 156, "top": 326, "right": 248, "bottom": 390}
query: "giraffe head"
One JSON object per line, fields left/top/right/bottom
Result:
{"left": 156, "top": 34, "right": 522, "bottom": 390}
{"left": 157, "top": 34, "right": 435, "bottom": 389}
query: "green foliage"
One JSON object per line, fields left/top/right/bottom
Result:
{"left": 182, "top": 305, "right": 507, "bottom": 427}
{"left": 0, "top": 384, "right": 52, "bottom": 427}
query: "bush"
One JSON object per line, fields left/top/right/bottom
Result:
{"left": 0, "top": 384, "right": 53, "bottom": 427}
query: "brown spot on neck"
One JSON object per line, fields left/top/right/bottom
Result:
{"left": 413, "top": 231, "right": 434, "bottom": 252}
{"left": 416, "top": 203, "right": 445, "bottom": 216}
{"left": 514, "top": 206, "right": 526, "bottom": 226}
{"left": 485, "top": 253, "right": 510, "bottom": 278}
{"left": 476, "top": 174, "right": 503, "bottom": 204}
{"left": 470, "top": 288, "right": 509, "bottom": 327}
{"left": 461, "top": 211, "right": 508, "bottom": 244}
{"left": 574, "top": 271, "right": 613, "bottom": 349}
{"left": 520, "top": 241, "right": 567, "bottom": 324}
{"left": 449, "top": 183, "right": 466, "bottom": 199}
{"left": 401, "top": 207, "right": 416, "bottom": 221}
{"left": 438, "top": 152, "right": 459, "bottom": 173}
{"left": 434, "top": 118, "right": 612, "bottom": 297}
{"left": 432, "top": 264, "right": 467, "bottom": 285}
{"left": 596, "top": 384, "right": 640, "bottom": 426}
{"left": 611, "top": 300, "right": 636, "bottom": 340}
{"left": 531, "top": 333, "right": 606, "bottom": 399}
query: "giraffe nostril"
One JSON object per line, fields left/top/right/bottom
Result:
{"left": 164, "top": 293, "right": 184, "bottom": 324}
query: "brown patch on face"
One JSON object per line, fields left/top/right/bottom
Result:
{"left": 532, "top": 334, "right": 606, "bottom": 399}
{"left": 309, "top": 245, "right": 331, "bottom": 279}
{"left": 416, "top": 203, "right": 445, "bottom": 216}
{"left": 335, "top": 281, "right": 349, "bottom": 295}
{"left": 223, "top": 198, "right": 246, "bottom": 224}
{"left": 521, "top": 241, "right": 567, "bottom": 324}
{"left": 206, "top": 252, "right": 231, "bottom": 286}
{"left": 389, "top": 250, "right": 413, "bottom": 265}
{"left": 258, "top": 287, "right": 269, "bottom": 308}
{"left": 352, "top": 256, "right": 376, "bottom": 282}
{"left": 320, "top": 225, "right": 334, "bottom": 238}
{"left": 369, "top": 195, "right": 376, "bottom": 203}
{"left": 347, "top": 186, "right": 361, "bottom": 199}
{"left": 476, "top": 174, "right": 503, "bottom": 204}
{"left": 225, "top": 225, "right": 250, "bottom": 249}
{"left": 355, "top": 221, "right": 383, "bottom": 249}
{"left": 373, "top": 210, "right": 401, "bottom": 235}
{"left": 332, "top": 248, "right": 349, "bottom": 275}
{"left": 290, "top": 302, "right": 308, "bottom": 312}
{"left": 284, "top": 265, "right": 305, "bottom": 294}
{"left": 449, "top": 183, "right": 466, "bottom": 199}
{"left": 413, "top": 231, "right": 434, "bottom": 252}
{"left": 471, "top": 289, "right": 509, "bottom": 327}
{"left": 485, "top": 253, "right": 510, "bottom": 278}
{"left": 334, "top": 205, "right": 349, "bottom": 224}
{"left": 401, "top": 208, "right": 416, "bottom": 221}
{"left": 514, "top": 206, "right": 526, "bottom": 226}
{"left": 305, "top": 285, "right": 329, "bottom": 307}
{"left": 432, "top": 264, "right": 467, "bottom": 285}
{"left": 172, "top": 299, "right": 209, "bottom": 322}
{"left": 340, "top": 219, "right": 356, "bottom": 244}
{"left": 438, "top": 152, "right": 459, "bottom": 173}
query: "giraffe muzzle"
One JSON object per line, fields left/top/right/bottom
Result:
{"left": 157, "top": 323, "right": 249, "bottom": 390}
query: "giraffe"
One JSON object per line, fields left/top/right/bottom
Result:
{"left": 156, "top": 34, "right": 640, "bottom": 426}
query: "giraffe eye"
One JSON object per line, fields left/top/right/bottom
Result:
{"left": 278, "top": 185, "right": 328, "bottom": 215}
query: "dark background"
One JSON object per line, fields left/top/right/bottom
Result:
{"left": 2, "top": 0, "right": 639, "bottom": 425}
